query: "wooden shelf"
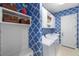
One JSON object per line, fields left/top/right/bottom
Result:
{"left": 0, "top": 22, "right": 30, "bottom": 26}
{"left": 2, "top": 7, "right": 31, "bottom": 19}
{"left": 0, "top": 7, "right": 31, "bottom": 25}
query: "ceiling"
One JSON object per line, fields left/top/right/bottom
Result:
{"left": 43, "top": 3, "right": 79, "bottom": 13}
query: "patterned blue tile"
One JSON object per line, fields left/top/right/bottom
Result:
{"left": 27, "top": 3, "right": 43, "bottom": 56}
{"left": 42, "top": 28, "right": 55, "bottom": 35}
{"left": 16, "top": 3, "right": 43, "bottom": 56}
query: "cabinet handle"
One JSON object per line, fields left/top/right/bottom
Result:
{"left": 62, "top": 33, "right": 64, "bottom": 36}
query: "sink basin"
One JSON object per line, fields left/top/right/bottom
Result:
{"left": 42, "top": 33, "right": 59, "bottom": 46}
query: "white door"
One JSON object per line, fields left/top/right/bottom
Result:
{"left": 61, "top": 14, "right": 77, "bottom": 48}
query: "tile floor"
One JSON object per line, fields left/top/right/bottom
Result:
{"left": 56, "top": 45, "right": 79, "bottom": 56}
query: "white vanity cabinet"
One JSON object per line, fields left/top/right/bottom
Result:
{"left": 0, "top": 7, "right": 31, "bottom": 56}
{"left": 42, "top": 7, "right": 55, "bottom": 28}
{"left": 43, "top": 39, "right": 59, "bottom": 56}
{"left": 42, "top": 33, "right": 59, "bottom": 56}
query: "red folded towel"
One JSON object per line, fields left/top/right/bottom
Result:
{"left": 21, "top": 8, "right": 27, "bottom": 14}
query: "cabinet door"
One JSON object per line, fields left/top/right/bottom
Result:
{"left": 1, "top": 24, "right": 29, "bottom": 56}
{"left": 47, "top": 12, "right": 55, "bottom": 28}
{"left": 42, "top": 7, "right": 55, "bottom": 28}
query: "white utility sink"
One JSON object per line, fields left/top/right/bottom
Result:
{"left": 42, "top": 33, "right": 59, "bottom": 46}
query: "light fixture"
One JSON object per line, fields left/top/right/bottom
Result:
{"left": 57, "top": 3, "right": 64, "bottom": 5}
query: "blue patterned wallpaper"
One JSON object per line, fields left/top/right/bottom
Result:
{"left": 42, "top": 28, "right": 55, "bottom": 35}
{"left": 16, "top": 3, "right": 43, "bottom": 56}
{"left": 27, "top": 3, "right": 43, "bottom": 56}
{"left": 54, "top": 6, "right": 79, "bottom": 48}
